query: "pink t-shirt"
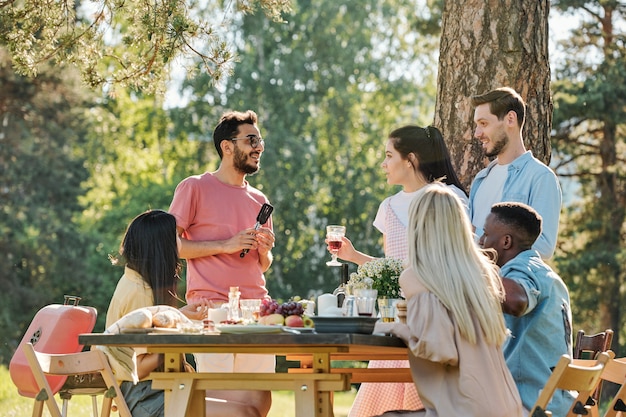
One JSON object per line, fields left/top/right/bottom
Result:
{"left": 169, "top": 172, "right": 272, "bottom": 303}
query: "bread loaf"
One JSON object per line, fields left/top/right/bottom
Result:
{"left": 152, "top": 310, "right": 180, "bottom": 328}
{"left": 121, "top": 309, "right": 153, "bottom": 329}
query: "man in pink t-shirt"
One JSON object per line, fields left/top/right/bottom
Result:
{"left": 169, "top": 109, "right": 275, "bottom": 417}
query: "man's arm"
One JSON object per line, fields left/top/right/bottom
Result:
{"left": 177, "top": 226, "right": 258, "bottom": 259}
{"left": 259, "top": 250, "right": 273, "bottom": 272}
{"left": 255, "top": 227, "right": 274, "bottom": 272}
{"left": 501, "top": 276, "right": 528, "bottom": 317}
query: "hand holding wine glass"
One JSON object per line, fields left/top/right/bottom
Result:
{"left": 326, "top": 225, "right": 346, "bottom": 266}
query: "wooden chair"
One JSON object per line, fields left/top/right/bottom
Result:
{"left": 529, "top": 352, "right": 610, "bottom": 417}
{"left": 58, "top": 371, "right": 109, "bottom": 417}
{"left": 601, "top": 356, "right": 626, "bottom": 417}
{"left": 23, "top": 342, "right": 132, "bottom": 417}
{"left": 573, "top": 354, "right": 626, "bottom": 417}
{"left": 574, "top": 329, "right": 614, "bottom": 404}
{"left": 574, "top": 329, "right": 614, "bottom": 360}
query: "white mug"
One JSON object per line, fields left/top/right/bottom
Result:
{"left": 317, "top": 293, "right": 339, "bottom": 316}
{"left": 208, "top": 307, "right": 228, "bottom": 324}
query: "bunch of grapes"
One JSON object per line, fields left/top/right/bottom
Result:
{"left": 259, "top": 299, "right": 280, "bottom": 316}
{"left": 259, "top": 299, "right": 305, "bottom": 317}
{"left": 276, "top": 301, "right": 304, "bottom": 317}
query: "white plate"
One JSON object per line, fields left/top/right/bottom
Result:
{"left": 283, "top": 327, "right": 315, "bottom": 333}
{"left": 216, "top": 324, "right": 284, "bottom": 334}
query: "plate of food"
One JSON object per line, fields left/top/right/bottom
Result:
{"left": 311, "top": 316, "right": 378, "bottom": 334}
{"left": 215, "top": 324, "right": 284, "bottom": 334}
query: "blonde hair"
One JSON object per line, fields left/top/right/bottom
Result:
{"left": 407, "top": 183, "right": 507, "bottom": 346}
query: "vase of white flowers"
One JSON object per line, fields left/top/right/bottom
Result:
{"left": 347, "top": 257, "right": 405, "bottom": 321}
{"left": 346, "top": 257, "right": 404, "bottom": 299}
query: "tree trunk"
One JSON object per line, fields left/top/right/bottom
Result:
{"left": 599, "top": 120, "right": 623, "bottom": 346}
{"left": 435, "top": 0, "right": 552, "bottom": 189}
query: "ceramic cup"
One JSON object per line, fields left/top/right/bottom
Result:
{"left": 208, "top": 307, "right": 228, "bottom": 324}
{"left": 317, "top": 293, "right": 339, "bottom": 316}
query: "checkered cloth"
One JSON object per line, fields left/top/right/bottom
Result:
{"left": 348, "top": 360, "right": 423, "bottom": 416}
{"left": 383, "top": 202, "right": 408, "bottom": 262}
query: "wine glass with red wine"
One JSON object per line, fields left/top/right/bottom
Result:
{"left": 326, "top": 225, "right": 346, "bottom": 267}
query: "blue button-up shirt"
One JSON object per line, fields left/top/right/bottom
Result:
{"left": 501, "top": 250, "right": 573, "bottom": 416}
{"left": 469, "top": 151, "right": 562, "bottom": 259}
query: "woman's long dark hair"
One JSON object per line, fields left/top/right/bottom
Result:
{"left": 389, "top": 125, "right": 467, "bottom": 195}
{"left": 120, "top": 209, "right": 181, "bottom": 306}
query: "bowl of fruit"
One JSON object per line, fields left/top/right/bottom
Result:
{"left": 258, "top": 299, "right": 314, "bottom": 329}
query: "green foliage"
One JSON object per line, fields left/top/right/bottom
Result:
{"left": 0, "top": 0, "right": 292, "bottom": 94}
{"left": 0, "top": 47, "right": 100, "bottom": 363}
{"left": 74, "top": 90, "right": 214, "bottom": 332}
{"left": 173, "top": 0, "right": 439, "bottom": 300}
{"left": 1, "top": 0, "right": 439, "bottom": 365}
{"left": 550, "top": 1, "right": 626, "bottom": 352}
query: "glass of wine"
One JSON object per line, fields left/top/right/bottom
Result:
{"left": 326, "top": 225, "right": 346, "bottom": 267}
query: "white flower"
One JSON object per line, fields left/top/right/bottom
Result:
{"left": 346, "top": 257, "right": 404, "bottom": 299}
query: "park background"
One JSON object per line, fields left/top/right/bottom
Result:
{"left": 0, "top": 0, "right": 625, "bottom": 395}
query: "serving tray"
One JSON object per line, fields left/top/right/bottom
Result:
{"left": 311, "top": 316, "right": 378, "bottom": 334}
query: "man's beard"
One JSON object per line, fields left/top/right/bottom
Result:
{"left": 485, "top": 129, "right": 508, "bottom": 158}
{"left": 233, "top": 146, "right": 260, "bottom": 175}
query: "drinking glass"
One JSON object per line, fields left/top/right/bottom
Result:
{"left": 326, "top": 225, "right": 346, "bottom": 266}
{"left": 378, "top": 298, "right": 397, "bottom": 323}
{"left": 240, "top": 299, "right": 262, "bottom": 322}
{"left": 354, "top": 289, "right": 378, "bottom": 317}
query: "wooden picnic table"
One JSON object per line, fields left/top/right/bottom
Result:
{"left": 79, "top": 331, "right": 411, "bottom": 417}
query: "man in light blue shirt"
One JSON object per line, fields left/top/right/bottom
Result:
{"left": 469, "top": 87, "right": 562, "bottom": 259}
{"left": 479, "top": 202, "right": 573, "bottom": 417}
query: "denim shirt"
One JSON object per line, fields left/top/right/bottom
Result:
{"left": 501, "top": 250, "right": 573, "bottom": 416}
{"left": 469, "top": 151, "right": 562, "bottom": 259}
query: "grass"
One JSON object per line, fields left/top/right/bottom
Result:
{"left": 0, "top": 365, "right": 356, "bottom": 417}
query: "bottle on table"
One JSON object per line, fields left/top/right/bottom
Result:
{"left": 228, "top": 286, "right": 241, "bottom": 321}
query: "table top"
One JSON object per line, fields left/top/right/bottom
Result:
{"left": 79, "top": 332, "right": 407, "bottom": 352}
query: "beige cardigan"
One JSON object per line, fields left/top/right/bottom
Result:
{"left": 389, "top": 292, "right": 523, "bottom": 417}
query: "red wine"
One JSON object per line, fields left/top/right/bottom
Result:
{"left": 329, "top": 240, "right": 342, "bottom": 250}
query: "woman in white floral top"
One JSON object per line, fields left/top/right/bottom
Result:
{"left": 331, "top": 125, "right": 467, "bottom": 417}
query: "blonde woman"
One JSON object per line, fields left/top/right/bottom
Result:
{"left": 374, "top": 184, "right": 522, "bottom": 417}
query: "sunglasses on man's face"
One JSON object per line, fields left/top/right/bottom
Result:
{"left": 230, "top": 135, "right": 265, "bottom": 149}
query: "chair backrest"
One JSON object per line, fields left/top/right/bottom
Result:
{"left": 10, "top": 296, "right": 97, "bottom": 397}
{"left": 574, "top": 329, "right": 614, "bottom": 360}
{"left": 23, "top": 342, "right": 132, "bottom": 417}
{"left": 529, "top": 352, "right": 610, "bottom": 417}
{"left": 595, "top": 356, "right": 626, "bottom": 417}
{"left": 574, "top": 329, "right": 614, "bottom": 403}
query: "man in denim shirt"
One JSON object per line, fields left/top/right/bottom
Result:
{"left": 469, "top": 87, "right": 562, "bottom": 259}
{"left": 479, "top": 202, "right": 573, "bottom": 417}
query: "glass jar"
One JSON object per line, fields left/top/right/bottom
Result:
{"left": 228, "top": 286, "right": 241, "bottom": 321}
